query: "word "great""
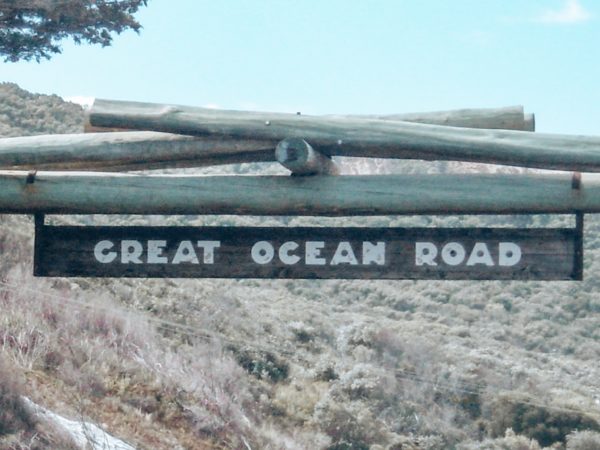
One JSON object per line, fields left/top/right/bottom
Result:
{"left": 94, "top": 240, "right": 221, "bottom": 264}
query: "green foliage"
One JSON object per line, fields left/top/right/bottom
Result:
{"left": 231, "top": 347, "right": 290, "bottom": 382}
{"left": 0, "top": 83, "right": 82, "bottom": 137}
{"left": 316, "top": 366, "right": 339, "bottom": 382}
{"left": 490, "top": 395, "right": 600, "bottom": 447}
{"left": 0, "top": 0, "right": 148, "bottom": 62}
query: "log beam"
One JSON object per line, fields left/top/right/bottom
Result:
{"left": 0, "top": 171, "right": 599, "bottom": 216}
{"left": 86, "top": 99, "right": 600, "bottom": 172}
{"left": 0, "top": 132, "right": 273, "bottom": 171}
{"left": 353, "top": 105, "right": 534, "bottom": 131}
{"left": 88, "top": 105, "right": 535, "bottom": 133}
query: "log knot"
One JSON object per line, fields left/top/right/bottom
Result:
{"left": 26, "top": 170, "right": 37, "bottom": 184}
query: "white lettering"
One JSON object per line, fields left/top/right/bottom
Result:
{"left": 362, "top": 242, "right": 385, "bottom": 265}
{"left": 330, "top": 241, "right": 358, "bottom": 265}
{"left": 279, "top": 241, "right": 301, "bottom": 265}
{"left": 441, "top": 242, "right": 466, "bottom": 266}
{"left": 251, "top": 241, "right": 274, "bottom": 264}
{"left": 94, "top": 240, "right": 117, "bottom": 263}
{"left": 197, "top": 241, "right": 221, "bottom": 264}
{"left": 172, "top": 240, "right": 199, "bottom": 264}
{"left": 415, "top": 242, "right": 438, "bottom": 266}
{"left": 121, "top": 240, "right": 143, "bottom": 264}
{"left": 499, "top": 242, "right": 522, "bottom": 267}
{"left": 147, "top": 240, "right": 168, "bottom": 264}
{"left": 466, "top": 242, "right": 494, "bottom": 266}
{"left": 305, "top": 241, "right": 326, "bottom": 265}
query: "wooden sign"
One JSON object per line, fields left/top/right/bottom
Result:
{"left": 33, "top": 222, "right": 582, "bottom": 280}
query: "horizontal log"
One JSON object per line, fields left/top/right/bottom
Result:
{"left": 0, "top": 132, "right": 273, "bottom": 171}
{"left": 88, "top": 105, "right": 534, "bottom": 133}
{"left": 351, "top": 105, "right": 534, "bottom": 131}
{"left": 9, "top": 105, "right": 531, "bottom": 172}
{"left": 0, "top": 171, "right": 598, "bottom": 215}
{"left": 87, "top": 99, "right": 600, "bottom": 172}
{"left": 0, "top": 107, "right": 533, "bottom": 172}
{"left": 275, "top": 138, "right": 339, "bottom": 175}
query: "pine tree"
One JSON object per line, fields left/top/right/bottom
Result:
{"left": 0, "top": 0, "right": 148, "bottom": 62}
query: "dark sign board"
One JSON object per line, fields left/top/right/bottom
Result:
{"left": 33, "top": 223, "right": 582, "bottom": 280}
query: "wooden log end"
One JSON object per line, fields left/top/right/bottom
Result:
{"left": 524, "top": 113, "right": 536, "bottom": 132}
{"left": 84, "top": 111, "right": 128, "bottom": 133}
{"left": 275, "top": 138, "right": 339, "bottom": 176}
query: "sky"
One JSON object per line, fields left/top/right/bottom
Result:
{"left": 2, "top": 0, "right": 599, "bottom": 135}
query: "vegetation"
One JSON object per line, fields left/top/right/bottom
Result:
{"left": 0, "top": 82, "right": 82, "bottom": 136}
{"left": 1, "top": 83, "right": 600, "bottom": 448}
{"left": 0, "top": 0, "right": 148, "bottom": 62}
{"left": 0, "top": 356, "right": 79, "bottom": 449}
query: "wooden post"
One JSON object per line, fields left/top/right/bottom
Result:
{"left": 1, "top": 170, "right": 600, "bottom": 216}
{"left": 275, "top": 138, "right": 339, "bottom": 175}
{"left": 86, "top": 99, "right": 600, "bottom": 172}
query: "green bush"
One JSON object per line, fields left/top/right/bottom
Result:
{"left": 489, "top": 394, "right": 600, "bottom": 447}
{"left": 231, "top": 347, "right": 290, "bottom": 382}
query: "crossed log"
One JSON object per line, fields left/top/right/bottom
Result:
{"left": 0, "top": 102, "right": 548, "bottom": 174}
{"left": 2, "top": 100, "right": 600, "bottom": 215}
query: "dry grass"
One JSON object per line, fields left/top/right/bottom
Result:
{"left": 0, "top": 265, "right": 314, "bottom": 448}
{"left": 0, "top": 355, "right": 80, "bottom": 449}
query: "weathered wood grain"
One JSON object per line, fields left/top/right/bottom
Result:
{"left": 87, "top": 99, "right": 600, "bottom": 172}
{"left": 34, "top": 225, "right": 579, "bottom": 280}
{"left": 0, "top": 132, "right": 273, "bottom": 171}
{"left": 275, "top": 138, "right": 339, "bottom": 175}
{"left": 0, "top": 104, "right": 539, "bottom": 172}
{"left": 350, "top": 105, "right": 534, "bottom": 131}
{"left": 1, "top": 171, "right": 599, "bottom": 215}
{"left": 88, "top": 105, "right": 534, "bottom": 133}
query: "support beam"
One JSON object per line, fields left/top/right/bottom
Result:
{"left": 86, "top": 99, "right": 600, "bottom": 172}
{"left": 275, "top": 138, "right": 339, "bottom": 175}
{"left": 0, "top": 132, "right": 273, "bottom": 171}
{"left": 1, "top": 171, "right": 599, "bottom": 216}
{"left": 88, "top": 105, "right": 534, "bottom": 133}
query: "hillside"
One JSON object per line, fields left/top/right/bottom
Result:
{"left": 1, "top": 82, "right": 600, "bottom": 449}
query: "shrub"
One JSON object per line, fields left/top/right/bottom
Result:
{"left": 488, "top": 394, "right": 600, "bottom": 447}
{"left": 0, "top": 356, "right": 34, "bottom": 437}
{"left": 231, "top": 347, "right": 289, "bottom": 382}
{"left": 0, "top": 357, "right": 79, "bottom": 449}
{"left": 458, "top": 428, "right": 541, "bottom": 450}
{"left": 566, "top": 430, "right": 600, "bottom": 450}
